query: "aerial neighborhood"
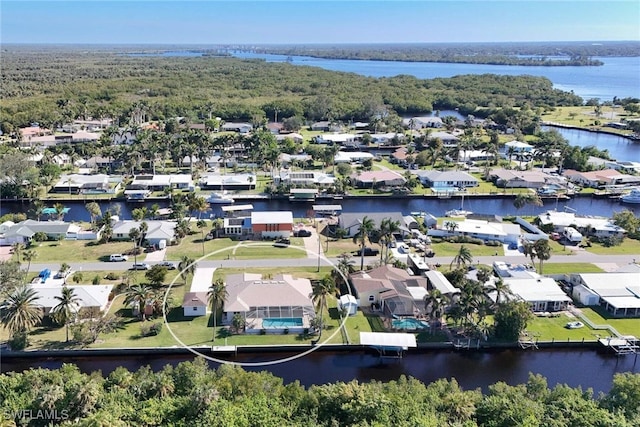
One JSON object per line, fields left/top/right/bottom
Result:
{"left": 1, "top": 47, "right": 639, "bottom": 364}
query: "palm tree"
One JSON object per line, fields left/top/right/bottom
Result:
{"left": 423, "top": 289, "right": 446, "bottom": 327}
{"left": 533, "top": 239, "right": 552, "bottom": 274}
{"left": 451, "top": 245, "right": 473, "bottom": 270}
{"left": 190, "top": 195, "right": 209, "bottom": 219}
{"left": 128, "top": 228, "right": 141, "bottom": 265}
{"left": 485, "top": 278, "right": 512, "bottom": 307}
{"left": 11, "top": 242, "right": 25, "bottom": 264}
{"left": 178, "top": 256, "right": 196, "bottom": 285}
{"left": 378, "top": 218, "right": 400, "bottom": 263}
{"left": 53, "top": 202, "right": 66, "bottom": 221}
{"left": 85, "top": 201, "right": 102, "bottom": 229}
{"left": 197, "top": 219, "right": 208, "bottom": 255}
{"left": 124, "top": 284, "right": 155, "bottom": 321}
{"left": 22, "top": 250, "right": 38, "bottom": 276}
{"left": 353, "top": 216, "right": 376, "bottom": 271}
{"left": 51, "top": 286, "right": 80, "bottom": 342}
{"left": 208, "top": 279, "right": 227, "bottom": 342}
{"left": 0, "top": 285, "right": 42, "bottom": 342}
{"left": 332, "top": 252, "right": 355, "bottom": 291}
{"left": 310, "top": 275, "right": 335, "bottom": 334}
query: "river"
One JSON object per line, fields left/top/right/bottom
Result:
{"left": 232, "top": 52, "right": 640, "bottom": 101}
{"left": 2, "top": 349, "right": 638, "bottom": 394}
{"left": 541, "top": 125, "right": 640, "bottom": 162}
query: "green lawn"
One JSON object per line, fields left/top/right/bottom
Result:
{"left": 578, "top": 307, "right": 640, "bottom": 337}
{"left": 584, "top": 238, "right": 640, "bottom": 255}
{"left": 539, "top": 263, "right": 604, "bottom": 275}
{"left": 541, "top": 106, "right": 639, "bottom": 135}
{"left": 25, "top": 240, "right": 134, "bottom": 263}
{"left": 525, "top": 313, "right": 598, "bottom": 342}
{"left": 166, "top": 235, "right": 306, "bottom": 261}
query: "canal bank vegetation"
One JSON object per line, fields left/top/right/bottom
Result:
{"left": 1, "top": 359, "right": 639, "bottom": 426}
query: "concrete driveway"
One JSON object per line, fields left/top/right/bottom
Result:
{"left": 0, "top": 246, "right": 12, "bottom": 261}
{"left": 144, "top": 248, "right": 167, "bottom": 262}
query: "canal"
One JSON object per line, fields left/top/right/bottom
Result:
{"left": 2, "top": 348, "right": 638, "bottom": 394}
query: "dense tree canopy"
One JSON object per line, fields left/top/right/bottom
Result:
{"left": 0, "top": 360, "right": 637, "bottom": 426}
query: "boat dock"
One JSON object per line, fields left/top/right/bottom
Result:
{"left": 598, "top": 336, "right": 638, "bottom": 355}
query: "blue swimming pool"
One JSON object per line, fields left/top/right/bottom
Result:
{"left": 262, "top": 317, "right": 303, "bottom": 328}
{"left": 392, "top": 318, "right": 430, "bottom": 330}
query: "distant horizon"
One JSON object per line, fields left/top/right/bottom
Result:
{"left": 2, "top": 1, "right": 639, "bottom": 45}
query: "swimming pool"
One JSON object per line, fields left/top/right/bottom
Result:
{"left": 392, "top": 318, "right": 430, "bottom": 330}
{"left": 262, "top": 317, "right": 303, "bottom": 328}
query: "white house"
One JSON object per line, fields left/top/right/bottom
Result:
{"left": 429, "top": 219, "right": 521, "bottom": 244}
{"left": 111, "top": 220, "right": 177, "bottom": 247}
{"left": 275, "top": 170, "right": 335, "bottom": 187}
{"left": 51, "top": 174, "right": 110, "bottom": 194}
{"left": 199, "top": 173, "right": 257, "bottom": 190}
{"left": 503, "top": 277, "right": 572, "bottom": 312}
{"left": 536, "top": 211, "right": 626, "bottom": 238}
{"left": 403, "top": 116, "right": 443, "bottom": 129}
{"left": 569, "top": 272, "right": 640, "bottom": 317}
{"left": 33, "top": 285, "right": 114, "bottom": 316}
{"left": 334, "top": 151, "right": 374, "bottom": 164}
{"left": 315, "top": 133, "right": 356, "bottom": 145}
{"left": 412, "top": 170, "right": 479, "bottom": 189}
{"left": 0, "top": 220, "right": 81, "bottom": 245}
{"left": 182, "top": 292, "right": 208, "bottom": 317}
{"left": 504, "top": 140, "right": 534, "bottom": 154}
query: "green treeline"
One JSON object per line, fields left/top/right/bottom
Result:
{"left": 0, "top": 47, "right": 582, "bottom": 130}
{"left": 251, "top": 41, "right": 640, "bottom": 65}
{"left": 1, "top": 359, "right": 639, "bottom": 426}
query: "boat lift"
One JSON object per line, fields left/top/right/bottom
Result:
{"left": 360, "top": 332, "right": 417, "bottom": 358}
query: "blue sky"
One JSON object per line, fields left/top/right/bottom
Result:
{"left": 2, "top": 1, "right": 639, "bottom": 44}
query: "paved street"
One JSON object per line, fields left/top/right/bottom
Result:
{"left": 26, "top": 253, "right": 639, "bottom": 275}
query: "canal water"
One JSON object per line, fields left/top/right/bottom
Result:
{"left": 2, "top": 349, "right": 638, "bottom": 394}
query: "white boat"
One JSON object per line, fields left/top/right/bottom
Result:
{"left": 621, "top": 188, "right": 640, "bottom": 204}
{"left": 566, "top": 321, "right": 584, "bottom": 329}
{"left": 445, "top": 192, "right": 473, "bottom": 217}
{"left": 207, "top": 192, "right": 234, "bottom": 204}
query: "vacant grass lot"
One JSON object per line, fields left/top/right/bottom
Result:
{"left": 540, "top": 263, "right": 604, "bottom": 275}
{"left": 585, "top": 238, "right": 640, "bottom": 255}
{"left": 23, "top": 240, "right": 134, "bottom": 263}
{"left": 525, "top": 313, "right": 598, "bottom": 342}
{"left": 166, "top": 235, "right": 306, "bottom": 261}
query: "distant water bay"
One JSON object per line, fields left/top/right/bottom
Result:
{"left": 232, "top": 52, "right": 640, "bottom": 101}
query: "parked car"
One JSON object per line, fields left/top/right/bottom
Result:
{"left": 109, "top": 254, "right": 128, "bottom": 262}
{"left": 294, "top": 229, "right": 312, "bottom": 237}
{"left": 158, "top": 261, "right": 176, "bottom": 270}
{"left": 274, "top": 238, "right": 290, "bottom": 248}
{"left": 424, "top": 250, "right": 436, "bottom": 258}
{"left": 131, "top": 263, "right": 151, "bottom": 270}
{"left": 565, "top": 321, "right": 584, "bottom": 329}
{"left": 354, "top": 247, "right": 379, "bottom": 257}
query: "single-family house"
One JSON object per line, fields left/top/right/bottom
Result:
{"left": 429, "top": 131, "right": 459, "bottom": 145}
{"left": 111, "top": 220, "right": 177, "bottom": 247}
{"left": 338, "top": 212, "right": 405, "bottom": 237}
{"left": 129, "top": 174, "right": 194, "bottom": 191}
{"left": 429, "top": 218, "right": 521, "bottom": 244}
{"left": 310, "top": 121, "right": 342, "bottom": 132}
{"left": 334, "top": 151, "right": 374, "bottom": 164}
{"left": 402, "top": 116, "right": 444, "bottom": 129}
{"left": 503, "top": 277, "right": 572, "bottom": 312}
{"left": 536, "top": 211, "right": 626, "bottom": 238}
{"left": 275, "top": 171, "right": 335, "bottom": 188}
{"left": 221, "top": 122, "right": 253, "bottom": 133}
{"left": 350, "top": 170, "right": 406, "bottom": 189}
{"left": 412, "top": 170, "right": 479, "bottom": 189}
{"left": 569, "top": 272, "right": 640, "bottom": 317}
{"left": 51, "top": 174, "right": 110, "bottom": 194}
{"left": 223, "top": 273, "right": 316, "bottom": 333}
{"left": 391, "top": 147, "right": 409, "bottom": 166}
{"left": 275, "top": 133, "right": 304, "bottom": 144}
{"left": 279, "top": 153, "right": 312, "bottom": 168}
{"left": 0, "top": 220, "right": 81, "bottom": 245}
{"left": 503, "top": 140, "right": 534, "bottom": 154}
{"left": 458, "top": 150, "right": 495, "bottom": 163}
{"left": 199, "top": 173, "right": 257, "bottom": 191}
{"left": 369, "top": 132, "right": 404, "bottom": 145}
{"left": 489, "top": 169, "right": 550, "bottom": 189}
{"left": 32, "top": 284, "right": 114, "bottom": 317}
{"left": 315, "top": 133, "right": 356, "bottom": 145}
{"left": 251, "top": 211, "right": 293, "bottom": 238}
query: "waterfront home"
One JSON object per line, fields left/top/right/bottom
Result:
{"left": 429, "top": 218, "right": 520, "bottom": 244}
{"left": 334, "top": 151, "right": 374, "bottom": 164}
{"left": 488, "top": 169, "right": 551, "bottom": 189}
{"left": 369, "top": 132, "right": 404, "bottom": 145}
{"left": 569, "top": 272, "right": 640, "bottom": 317}
{"left": 458, "top": 150, "right": 495, "bottom": 163}
{"left": 278, "top": 153, "right": 311, "bottom": 168}
{"left": 0, "top": 220, "right": 81, "bottom": 245}
{"left": 310, "top": 121, "right": 342, "bottom": 132}
{"left": 563, "top": 169, "right": 625, "bottom": 187}
{"left": 402, "top": 116, "right": 443, "bottom": 129}
{"left": 502, "top": 277, "right": 571, "bottom": 312}
{"left": 83, "top": 155, "right": 118, "bottom": 170}
{"left": 275, "top": 170, "right": 335, "bottom": 188}
{"left": 199, "top": 173, "right": 257, "bottom": 190}
{"left": 429, "top": 131, "right": 459, "bottom": 145}
{"left": 23, "top": 130, "right": 99, "bottom": 147}
{"left": 315, "top": 133, "right": 356, "bottom": 145}
{"left": 609, "top": 160, "right": 640, "bottom": 174}
{"left": 222, "top": 273, "right": 315, "bottom": 334}
{"left": 129, "top": 174, "right": 194, "bottom": 191}
{"left": 51, "top": 174, "right": 111, "bottom": 194}
{"left": 338, "top": 212, "right": 405, "bottom": 238}
{"left": 350, "top": 170, "right": 406, "bottom": 189}
{"left": 412, "top": 170, "right": 479, "bottom": 190}
{"left": 182, "top": 292, "right": 208, "bottom": 317}
{"left": 111, "top": 220, "right": 177, "bottom": 247}
{"left": 251, "top": 211, "right": 293, "bottom": 239}
{"left": 349, "top": 265, "right": 429, "bottom": 317}
{"left": 503, "top": 140, "right": 534, "bottom": 154}
{"left": 423, "top": 270, "right": 459, "bottom": 296}
{"left": 391, "top": 147, "right": 409, "bottom": 166}
{"left": 536, "top": 211, "right": 626, "bottom": 238}
{"left": 32, "top": 284, "right": 114, "bottom": 317}
{"left": 221, "top": 122, "right": 253, "bottom": 133}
